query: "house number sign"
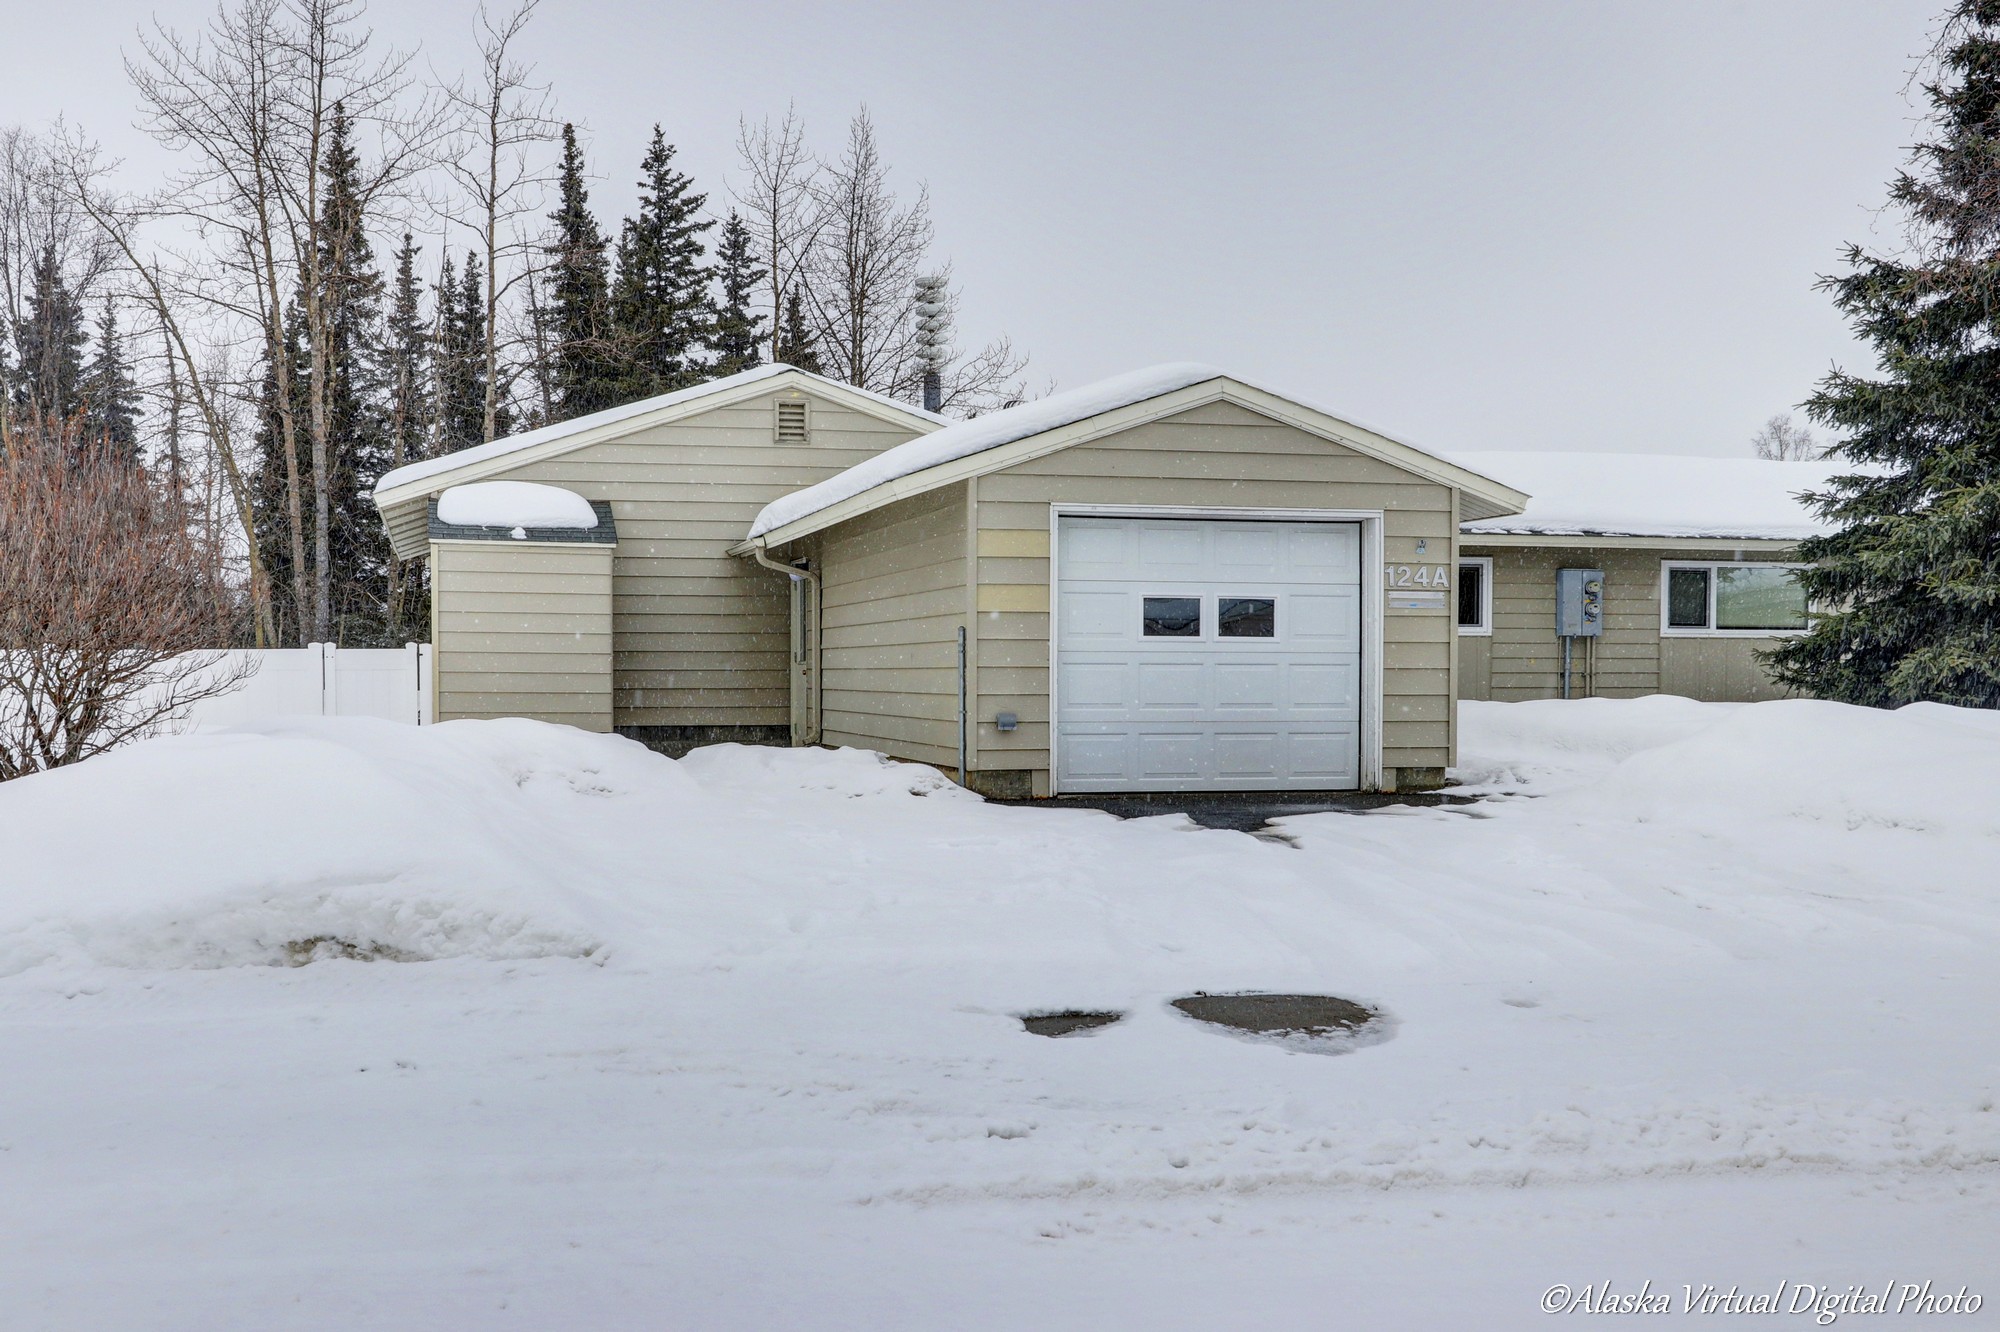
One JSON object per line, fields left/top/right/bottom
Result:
{"left": 1384, "top": 563, "right": 1450, "bottom": 611}
{"left": 1384, "top": 564, "right": 1451, "bottom": 589}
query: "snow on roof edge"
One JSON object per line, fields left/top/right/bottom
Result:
{"left": 1451, "top": 450, "right": 1838, "bottom": 542}
{"left": 747, "top": 364, "right": 1521, "bottom": 541}
{"left": 375, "top": 364, "right": 943, "bottom": 497}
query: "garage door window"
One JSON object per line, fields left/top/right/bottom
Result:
{"left": 1218, "top": 597, "right": 1276, "bottom": 638}
{"left": 1142, "top": 596, "right": 1201, "bottom": 637}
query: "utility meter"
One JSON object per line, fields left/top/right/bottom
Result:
{"left": 1556, "top": 568, "right": 1605, "bottom": 638}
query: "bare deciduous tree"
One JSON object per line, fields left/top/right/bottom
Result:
{"left": 0, "top": 416, "right": 253, "bottom": 780}
{"left": 440, "top": 0, "right": 559, "bottom": 444}
{"left": 1751, "top": 413, "right": 1820, "bottom": 460}
{"left": 733, "top": 104, "right": 822, "bottom": 367}
{"left": 805, "top": 108, "right": 932, "bottom": 395}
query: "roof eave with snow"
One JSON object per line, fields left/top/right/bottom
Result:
{"left": 373, "top": 364, "right": 943, "bottom": 506}
{"left": 737, "top": 366, "right": 1529, "bottom": 551}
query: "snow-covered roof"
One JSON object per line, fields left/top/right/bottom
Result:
{"left": 375, "top": 364, "right": 942, "bottom": 497}
{"left": 1455, "top": 451, "right": 1839, "bottom": 542}
{"left": 437, "top": 481, "right": 598, "bottom": 530}
{"left": 747, "top": 364, "right": 1527, "bottom": 541}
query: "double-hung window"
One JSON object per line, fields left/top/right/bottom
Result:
{"left": 1456, "top": 558, "right": 1493, "bottom": 636}
{"left": 1660, "top": 561, "right": 1808, "bottom": 636}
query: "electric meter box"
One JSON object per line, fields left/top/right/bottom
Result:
{"left": 1556, "top": 567, "right": 1605, "bottom": 638}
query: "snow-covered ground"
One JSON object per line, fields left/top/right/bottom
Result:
{"left": 2, "top": 699, "right": 1997, "bottom": 1329}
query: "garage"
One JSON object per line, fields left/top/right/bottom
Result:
{"left": 1053, "top": 514, "right": 1365, "bottom": 793}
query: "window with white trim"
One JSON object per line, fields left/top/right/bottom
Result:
{"left": 1660, "top": 561, "right": 1808, "bottom": 636}
{"left": 1456, "top": 557, "right": 1493, "bottom": 636}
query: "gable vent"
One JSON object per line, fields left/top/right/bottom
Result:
{"left": 775, "top": 400, "right": 810, "bottom": 443}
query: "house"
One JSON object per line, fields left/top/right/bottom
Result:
{"left": 1450, "top": 452, "right": 1836, "bottom": 702}
{"left": 373, "top": 363, "right": 1528, "bottom": 794}
{"left": 372, "top": 363, "right": 1823, "bottom": 797}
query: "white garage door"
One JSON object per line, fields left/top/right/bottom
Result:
{"left": 1055, "top": 515, "right": 1363, "bottom": 792}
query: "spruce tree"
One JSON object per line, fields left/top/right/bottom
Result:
{"left": 710, "top": 210, "right": 766, "bottom": 377}
{"left": 775, "top": 287, "right": 822, "bottom": 374}
{"left": 435, "top": 251, "right": 496, "bottom": 454}
{"left": 314, "top": 105, "right": 394, "bottom": 645}
{"left": 80, "top": 299, "right": 140, "bottom": 462}
{"left": 13, "top": 242, "right": 86, "bottom": 421}
{"left": 383, "top": 234, "right": 430, "bottom": 470}
{"left": 544, "top": 124, "right": 618, "bottom": 419}
{"left": 610, "top": 126, "right": 715, "bottom": 399}
{"left": 252, "top": 303, "right": 312, "bottom": 643}
{"left": 1768, "top": 1, "right": 2000, "bottom": 708}
{"left": 382, "top": 234, "right": 431, "bottom": 641}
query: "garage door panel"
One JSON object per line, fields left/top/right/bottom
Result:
{"left": 1289, "top": 590, "right": 1362, "bottom": 646}
{"left": 1056, "top": 515, "right": 1363, "bottom": 793}
{"left": 1059, "top": 589, "right": 1128, "bottom": 639}
{"left": 1137, "top": 662, "right": 1205, "bottom": 708}
{"left": 1139, "top": 523, "right": 1205, "bottom": 570}
{"left": 1214, "top": 662, "right": 1283, "bottom": 707}
{"left": 1059, "top": 661, "right": 1129, "bottom": 709}
{"left": 1213, "top": 524, "right": 1281, "bottom": 575}
{"left": 1289, "top": 728, "right": 1360, "bottom": 783}
{"left": 1215, "top": 731, "right": 1282, "bottom": 779}
{"left": 1289, "top": 661, "right": 1359, "bottom": 709}
{"left": 1060, "top": 520, "right": 1130, "bottom": 574}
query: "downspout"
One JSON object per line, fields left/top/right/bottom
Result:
{"left": 749, "top": 539, "right": 821, "bottom": 744}
{"left": 955, "top": 625, "right": 968, "bottom": 787}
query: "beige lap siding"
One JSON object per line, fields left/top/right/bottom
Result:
{"left": 1456, "top": 544, "right": 1794, "bottom": 702}
{"left": 430, "top": 391, "right": 922, "bottom": 729}
{"left": 968, "top": 400, "right": 1460, "bottom": 787}
{"left": 805, "top": 483, "right": 971, "bottom": 767}
{"left": 431, "top": 541, "right": 616, "bottom": 730}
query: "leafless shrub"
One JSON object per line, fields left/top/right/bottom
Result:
{"left": 1751, "top": 413, "right": 1821, "bottom": 460}
{"left": 0, "top": 416, "right": 254, "bottom": 779}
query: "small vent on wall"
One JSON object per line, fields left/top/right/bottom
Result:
{"left": 775, "top": 400, "right": 810, "bottom": 443}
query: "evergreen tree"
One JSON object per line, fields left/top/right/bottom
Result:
{"left": 610, "top": 126, "right": 714, "bottom": 399}
{"left": 1769, "top": 1, "right": 2000, "bottom": 708}
{"left": 435, "top": 251, "right": 497, "bottom": 454}
{"left": 381, "top": 234, "right": 431, "bottom": 641}
{"left": 12, "top": 242, "right": 86, "bottom": 421}
{"left": 251, "top": 302, "right": 312, "bottom": 643}
{"left": 383, "top": 234, "right": 430, "bottom": 469}
{"left": 544, "top": 123, "right": 618, "bottom": 419}
{"left": 775, "top": 286, "right": 822, "bottom": 374}
{"left": 313, "top": 104, "right": 394, "bottom": 645}
{"left": 80, "top": 298, "right": 140, "bottom": 462}
{"left": 709, "top": 210, "right": 765, "bottom": 377}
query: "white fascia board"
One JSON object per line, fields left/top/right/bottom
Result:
{"left": 376, "top": 370, "right": 939, "bottom": 513}
{"left": 737, "top": 379, "right": 1529, "bottom": 551}
{"left": 1458, "top": 532, "right": 1803, "bottom": 552}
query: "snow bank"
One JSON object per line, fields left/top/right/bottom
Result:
{"left": 0, "top": 719, "right": 700, "bottom": 974}
{"left": 436, "top": 481, "right": 597, "bottom": 530}
{"left": 1454, "top": 450, "right": 1841, "bottom": 540}
{"left": 1453, "top": 695, "right": 1740, "bottom": 793}
{"left": 1577, "top": 698, "right": 2000, "bottom": 842}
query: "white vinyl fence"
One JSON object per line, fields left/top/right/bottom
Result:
{"left": 180, "top": 643, "right": 433, "bottom": 730}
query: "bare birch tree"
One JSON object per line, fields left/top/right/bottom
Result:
{"left": 440, "top": 0, "right": 558, "bottom": 444}
{"left": 1751, "top": 413, "right": 1821, "bottom": 460}
{"left": 128, "top": 0, "right": 312, "bottom": 643}
{"left": 733, "top": 104, "right": 822, "bottom": 367}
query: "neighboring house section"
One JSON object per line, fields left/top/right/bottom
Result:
{"left": 1452, "top": 452, "right": 1836, "bottom": 702}
{"left": 373, "top": 366, "right": 940, "bottom": 743}
{"left": 741, "top": 366, "right": 1528, "bottom": 796}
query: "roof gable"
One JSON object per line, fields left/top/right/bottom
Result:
{"left": 740, "top": 366, "right": 1529, "bottom": 548}
{"left": 373, "top": 365, "right": 941, "bottom": 505}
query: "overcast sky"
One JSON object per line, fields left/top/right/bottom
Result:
{"left": 0, "top": 0, "right": 1948, "bottom": 457}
